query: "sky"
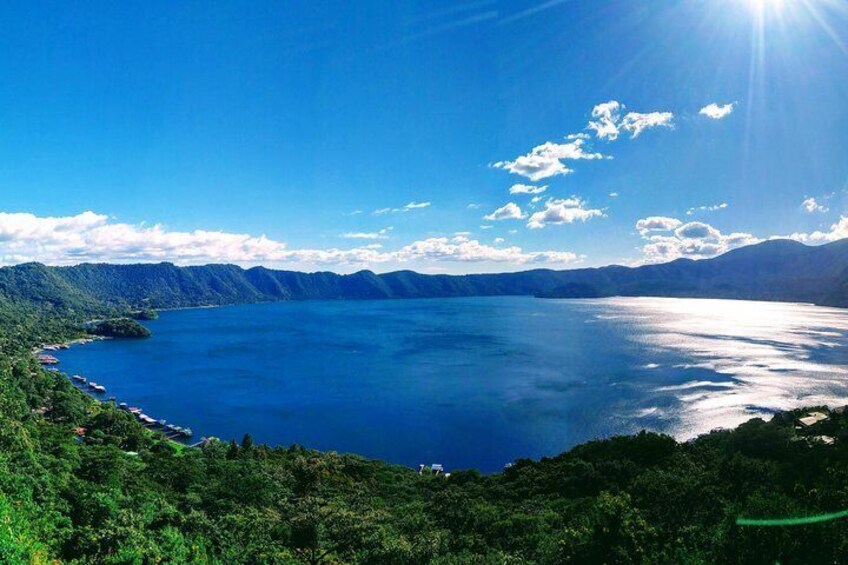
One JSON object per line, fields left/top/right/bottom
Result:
{"left": 1, "top": 0, "right": 847, "bottom": 274}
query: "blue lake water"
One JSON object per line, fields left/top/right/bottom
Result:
{"left": 55, "top": 296, "right": 848, "bottom": 472}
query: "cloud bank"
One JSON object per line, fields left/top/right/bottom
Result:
{"left": 0, "top": 210, "right": 582, "bottom": 270}
{"left": 635, "top": 216, "right": 760, "bottom": 262}
{"left": 786, "top": 216, "right": 848, "bottom": 243}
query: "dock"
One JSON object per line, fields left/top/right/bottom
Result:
{"left": 65, "top": 371, "right": 196, "bottom": 442}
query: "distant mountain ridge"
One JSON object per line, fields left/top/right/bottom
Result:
{"left": 2, "top": 239, "right": 848, "bottom": 316}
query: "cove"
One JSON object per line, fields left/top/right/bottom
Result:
{"left": 55, "top": 296, "right": 848, "bottom": 472}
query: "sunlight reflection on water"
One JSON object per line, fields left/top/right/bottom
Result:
{"left": 599, "top": 297, "right": 848, "bottom": 438}
{"left": 55, "top": 296, "right": 848, "bottom": 470}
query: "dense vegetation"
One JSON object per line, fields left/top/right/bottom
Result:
{"left": 2, "top": 239, "right": 848, "bottom": 312}
{"left": 128, "top": 309, "right": 159, "bottom": 321}
{"left": 87, "top": 318, "right": 152, "bottom": 339}
{"left": 4, "top": 242, "right": 848, "bottom": 562}
{"left": 4, "top": 352, "right": 848, "bottom": 563}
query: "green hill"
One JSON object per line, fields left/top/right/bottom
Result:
{"left": 3, "top": 354, "right": 848, "bottom": 563}
{"left": 2, "top": 239, "right": 848, "bottom": 562}
{"left": 2, "top": 240, "right": 848, "bottom": 321}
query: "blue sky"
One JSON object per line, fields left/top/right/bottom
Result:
{"left": 1, "top": 0, "right": 847, "bottom": 273}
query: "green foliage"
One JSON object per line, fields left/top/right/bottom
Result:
{"left": 128, "top": 308, "right": 159, "bottom": 320}
{"left": 3, "top": 237, "right": 848, "bottom": 317}
{"left": 4, "top": 354, "right": 848, "bottom": 562}
{"left": 88, "top": 318, "right": 151, "bottom": 338}
{"left": 6, "top": 253, "right": 848, "bottom": 561}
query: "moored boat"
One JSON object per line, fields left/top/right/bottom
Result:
{"left": 37, "top": 354, "right": 59, "bottom": 365}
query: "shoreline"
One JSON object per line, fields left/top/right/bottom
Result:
{"left": 46, "top": 337, "right": 197, "bottom": 446}
{"left": 41, "top": 297, "right": 848, "bottom": 473}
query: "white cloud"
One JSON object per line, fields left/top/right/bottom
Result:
{"left": 609, "top": 192, "right": 619, "bottom": 198}
{"left": 493, "top": 101, "right": 672, "bottom": 184}
{"left": 493, "top": 237, "right": 505, "bottom": 243}
{"left": 467, "top": 203, "right": 482, "bottom": 209}
{"left": 785, "top": 215, "right": 848, "bottom": 243}
{"left": 686, "top": 202, "right": 728, "bottom": 215}
{"left": 802, "top": 197, "right": 828, "bottom": 214}
{"left": 483, "top": 202, "right": 526, "bottom": 221}
{"left": 675, "top": 221, "right": 721, "bottom": 240}
{"left": 394, "top": 237, "right": 581, "bottom": 265}
{"left": 635, "top": 216, "right": 760, "bottom": 262}
{"left": 0, "top": 211, "right": 294, "bottom": 265}
{"left": 635, "top": 216, "right": 682, "bottom": 235}
{"left": 492, "top": 138, "right": 605, "bottom": 181}
{"left": 509, "top": 183, "right": 547, "bottom": 195}
{"left": 373, "top": 201, "right": 431, "bottom": 215}
{"left": 588, "top": 101, "right": 623, "bottom": 140}
{"left": 588, "top": 100, "right": 674, "bottom": 140}
{"left": 526, "top": 198, "right": 604, "bottom": 229}
{"left": 0, "top": 210, "right": 584, "bottom": 269}
{"left": 619, "top": 111, "right": 674, "bottom": 138}
{"left": 340, "top": 227, "right": 393, "bottom": 240}
{"left": 699, "top": 102, "right": 735, "bottom": 120}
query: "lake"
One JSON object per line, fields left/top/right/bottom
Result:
{"left": 55, "top": 296, "right": 848, "bottom": 472}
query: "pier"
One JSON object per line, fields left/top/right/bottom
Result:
{"left": 64, "top": 370, "right": 195, "bottom": 442}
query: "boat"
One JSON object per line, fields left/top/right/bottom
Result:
{"left": 138, "top": 414, "right": 157, "bottom": 425}
{"left": 181, "top": 428, "right": 193, "bottom": 438}
{"left": 157, "top": 419, "right": 167, "bottom": 427}
{"left": 93, "top": 385, "right": 106, "bottom": 393}
{"left": 37, "top": 354, "right": 59, "bottom": 365}
{"left": 72, "top": 375, "right": 86, "bottom": 383}
{"left": 118, "top": 402, "right": 128, "bottom": 410}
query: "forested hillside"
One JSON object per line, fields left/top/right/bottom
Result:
{"left": 4, "top": 353, "right": 848, "bottom": 563}
{"left": 2, "top": 239, "right": 848, "bottom": 315}
{"left": 4, "top": 239, "right": 848, "bottom": 562}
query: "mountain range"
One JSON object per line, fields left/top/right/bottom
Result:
{"left": 2, "top": 238, "right": 847, "bottom": 316}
